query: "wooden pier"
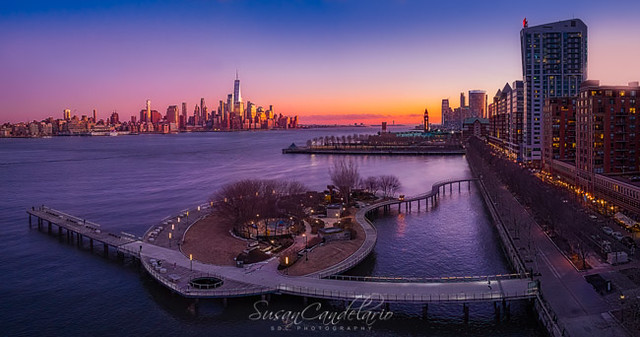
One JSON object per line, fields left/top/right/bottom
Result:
{"left": 27, "top": 206, "right": 139, "bottom": 257}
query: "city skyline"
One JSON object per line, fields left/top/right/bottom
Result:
{"left": 2, "top": 1, "right": 640, "bottom": 124}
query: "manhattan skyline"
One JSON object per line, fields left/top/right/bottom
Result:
{"left": 2, "top": 0, "right": 640, "bottom": 124}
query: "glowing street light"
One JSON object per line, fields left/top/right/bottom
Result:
{"left": 620, "top": 294, "right": 626, "bottom": 322}
{"left": 190, "top": 253, "right": 193, "bottom": 271}
{"left": 302, "top": 233, "right": 308, "bottom": 261}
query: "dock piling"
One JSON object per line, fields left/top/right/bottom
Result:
{"left": 463, "top": 303, "right": 469, "bottom": 323}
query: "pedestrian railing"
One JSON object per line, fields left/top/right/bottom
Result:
{"left": 276, "top": 283, "right": 537, "bottom": 303}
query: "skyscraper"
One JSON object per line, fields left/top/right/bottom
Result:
{"left": 63, "top": 109, "right": 71, "bottom": 120}
{"left": 234, "top": 71, "right": 242, "bottom": 106}
{"left": 145, "top": 99, "right": 151, "bottom": 123}
{"left": 166, "top": 105, "right": 179, "bottom": 125}
{"left": 181, "top": 102, "right": 187, "bottom": 128}
{"left": 460, "top": 92, "right": 466, "bottom": 108}
{"left": 200, "top": 98, "right": 207, "bottom": 124}
{"left": 520, "top": 18, "right": 587, "bottom": 164}
{"left": 468, "top": 90, "right": 487, "bottom": 118}
{"left": 441, "top": 99, "right": 450, "bottom": 126}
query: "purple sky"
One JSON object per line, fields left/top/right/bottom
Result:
{"left": 2, "top": 0, "right": 640, "bottom": 124}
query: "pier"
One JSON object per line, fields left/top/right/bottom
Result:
{"left": 28, "top": 178, "right": 537, "bottom": 322}
{"left": 27, "top": 206, "right": 137, "bottom": 257}
{"left": 282, "top": 145, "right": 465, "bottom": 155}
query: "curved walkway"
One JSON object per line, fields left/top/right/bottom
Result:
{"left": 32, "top": 178, "right": 536, "bottom": 303}
{"left": 117, "top": 177, "right": 540, "bottom": 303}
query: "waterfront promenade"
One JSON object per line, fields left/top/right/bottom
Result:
{"left": 467, "top": 152, "right": 629, "bottom": 336}
{"left": 28, "top": 178, "right": 537, "bottom": 308}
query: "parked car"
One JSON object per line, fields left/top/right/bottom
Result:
{"left": 621, "top": 237, "right": 637, "bottom": 248}
{"left": 612, "top": 231, "right": 624, "bottom": 241}
{"left": 602, "top": 226, "right": 614, "bottom": 236}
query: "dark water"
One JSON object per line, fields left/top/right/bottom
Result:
{"left": 0, "top": 128, "right": 543, "bottom": 336}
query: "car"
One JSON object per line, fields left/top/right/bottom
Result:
{"left": 589, "top": 215, "right": 598, "bottom": 220}
{"left": 612, "top": 231, "right": 624, "bottom": 241}
{"left": 621, "top": 237, "right": 637, "bottom": 248}
{"left": 602, "top": 226, "right": 614, "bottom": 235}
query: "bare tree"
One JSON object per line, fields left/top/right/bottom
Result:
{"left": 363, "top": 176, "right": 380, "bottom": 196}
{"left": 211, "top": 179, "right": 307, "bottom": 238}
{"left": 329, "top": 159, "right": 360, "bottom": 205}
{"left": 379, "top": 175, "right": 401, "bottom": 198}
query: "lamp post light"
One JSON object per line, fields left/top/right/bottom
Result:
{"left": 256, "top": 214, "right": 260, "bottom": 237}
{"left": 190, "top": 253, "right": 193, "bottom": 271}
{"left": 302, "top": 233, "right": 308, "bottom": 261}
{"left": 168, "top": 232, "right": 172, "bottom": 248}
{"left": 620, "top": 294, "right": 625, "bottom": 323}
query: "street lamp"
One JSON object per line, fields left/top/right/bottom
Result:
{"left": 168, "top": 232, "right": 172, "bottom": 248}
{"left": 190, "top": 253, "right": 193, "bottom": 271}
{"left": 620, "top": 294, "right": 625, "bottom": 323}
{"left": 302, "top": 233, "right": 308, "bottom": 261}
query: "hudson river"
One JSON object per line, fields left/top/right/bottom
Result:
{"left": 1, "top": 127, "right": 543, "bottom": 336}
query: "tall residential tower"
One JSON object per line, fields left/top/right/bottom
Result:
{"left": 520, "top": 18, "right": 587, "bottom": 164}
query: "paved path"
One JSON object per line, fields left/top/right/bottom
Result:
{"left": 123, "top": 241, "right": 536, "bottom": 303}
{"left": 32, "top": 179, "right": 536, "bottom": 306}
{"left": 487, "top": 177, "right": 628, "bottom": 336}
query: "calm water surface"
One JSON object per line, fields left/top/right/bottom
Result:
{"left": 0, "top": 127, "right": 543, "bottom": 336}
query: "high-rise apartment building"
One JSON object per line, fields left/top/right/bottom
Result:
{"left": 460, "top": 92, "right": 466, "bottom": 108}
{"left": 577, "top": 81, "right": 640, "bottom": 176}
{"left": 63, "top": 109, "right": 71, "bottom": 121}
{"left": 487, "top": 81, "right": 524, "bottom": 161}
{"left": 573, "top": 80, "right": 640, "bottom": 214}
{"left": 469, "top": 90, "right": 487, "bottom": 118}
{"left": 521, "top": 19, "right": 587, "bottom": 164}
{"left": 542, "top": 97, "right": 576, "bottom": 171}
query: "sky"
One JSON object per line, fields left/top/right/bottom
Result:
{"left": 1, "top": 0, "right": 640, "bottom": 125}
